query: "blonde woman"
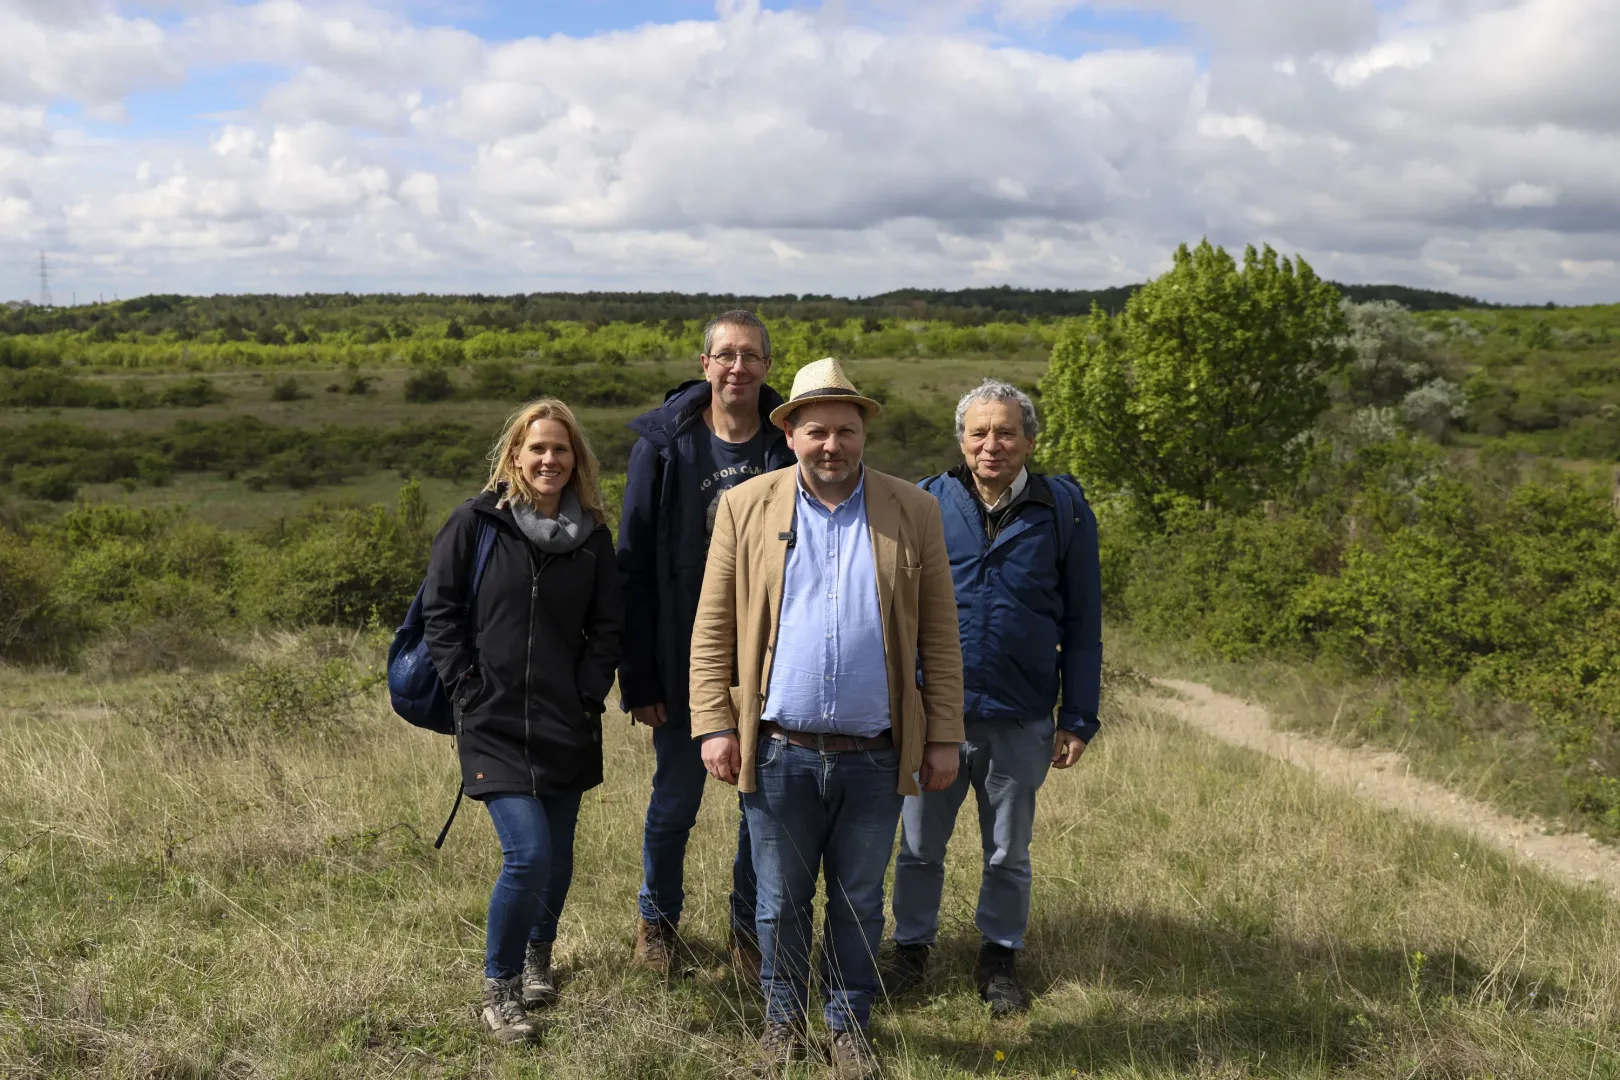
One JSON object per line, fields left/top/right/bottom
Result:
{"left": 421, "top": 398, "right": 623, "bottom": 1044}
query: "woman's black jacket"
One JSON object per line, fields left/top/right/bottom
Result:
{"left": 421, "top": 490, "right": 623, "bottom": 800}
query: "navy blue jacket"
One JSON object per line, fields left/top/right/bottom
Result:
{"left": 920, "top": 466, "right": 1102, "bottom": 740}
{"left": 616, "top": 379, "right": 795, "bottom": 721}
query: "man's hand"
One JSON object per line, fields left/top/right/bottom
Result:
{"left": 1052, "top": 730, "right": 1087, "bottom": 769}
{"left": 631, "top": 702, "right": 668, "bottom": 729}
{"left": 918, "top": 740, "right": 961, "bottom": 792}
{"left": 701, "top": 731, "right": 742, "bottom": 785}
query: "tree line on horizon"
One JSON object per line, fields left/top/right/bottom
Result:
{"left": 0, "top": 281, "right": 1500, "bottom": 340}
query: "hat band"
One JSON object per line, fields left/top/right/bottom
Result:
{"left": 791, "top": 386, "right": 861, "bottom": 402}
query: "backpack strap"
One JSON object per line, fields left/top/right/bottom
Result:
{"left": 436, "top": 517, "right": 498, "bottom": 850}
{"left": 433, "top": 784, "right": 464, "bottom": 850}
{"left": 469, "top": 518, "right": 498, "bottom": 597}
{"left": 1046, "top": 474, "right": 1083, "bottom": 587}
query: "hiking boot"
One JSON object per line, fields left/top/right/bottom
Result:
{"left": 521, "top": 940, "right": 559, "bottom": 1008}
{"left": 729, "top": 927, "right": 763, "bottom": 983}
{"left": 829, "top": 1028, "right": 881, "bottom": 1080}
{"left": 634, "top": 917, "right": 680, "bottom": 972}
{"left": 975, "top": 942, "right": 1029, "bottom": 1017}
{"left": 747, "top": 1019, "right": 808, "bottom": 1076}
{"left": 481, "top": 975, "right": 537, "bottom": 1044}
{"left": 878, "top": 942, "right": 930, "bottom": 998}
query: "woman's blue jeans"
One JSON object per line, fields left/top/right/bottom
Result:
{"left": 484, "top": 792, "right": 582, "bottom": 980}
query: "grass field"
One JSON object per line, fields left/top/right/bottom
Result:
{"left": 3, "top": 636, "right": 1616, "bottom": 1079}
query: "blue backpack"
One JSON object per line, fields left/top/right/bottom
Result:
{"left": 386, "top": 518, "right": 497, "bottom": 846}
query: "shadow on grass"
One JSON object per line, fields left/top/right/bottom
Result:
{"left": 883, "top": 904, "right": 1565, "bottom": 1076}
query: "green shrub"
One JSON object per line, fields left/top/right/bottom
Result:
{"left": 125, "top": 657, "right": 365, "bottom": 750}
{"left": 471, "top": 360, "right": 521, "bottom": 399}
{"left": 1120, "top": 504, "right": 1336, "bottom": 659}
{"left": 0, "top": 418, "right": 493, "bottom": 497}
{"left": 235, "top": 502, "right": 427, "bottom": 627}
{"left": 161, "top": 376, "right": 224, "bottom": 407}
{"left": 1113, "top": 443, "right": 1620, "bottom": 827}
{"left": 48, "top": 505, "right": 240, "bottom": 637}
{"left": 519, "top": 365, "right": 663, "bottom": 407}
{"left": 0, "top": 529, "right": 93, "bottom": 664}
{"left": 12, "top": 465, "right": 80, "bottom": 501}
{"left": 269, "top": 376, "right": 307, "bottom": 402}
{"left": 0, "top": 369, "right": 112, "bottom": 408}
{"left": 0, "top": 532, "right": 55, "bottom": 660}
{"left": 404, "top": 368, "right": 456, "bottom": 403}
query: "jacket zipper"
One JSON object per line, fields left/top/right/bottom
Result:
{"left": 526, "top": 562, "right": 537, "bottom": 798}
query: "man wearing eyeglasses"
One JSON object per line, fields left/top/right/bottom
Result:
{"left": 618, "top": 310, "right": 796, "bottom": 976}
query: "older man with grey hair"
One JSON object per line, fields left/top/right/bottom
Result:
{"left": 883, "top": 378, "right": 1102, "bottom": 1015}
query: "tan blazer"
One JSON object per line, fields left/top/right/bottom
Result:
{"left": 689, "top": 465, "right": 965, "bottom": 795}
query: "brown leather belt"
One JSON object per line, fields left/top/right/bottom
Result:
{"left": 760, "top": 721, "right": 893, "bottom": 754}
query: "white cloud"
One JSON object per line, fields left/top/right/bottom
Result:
{"left": 0, "top": 1, "right": 181, "bottom": 117}
{"left": 1561, "top": 258, "right": 1616, "bottom": 279}
{"left": 1494, "top": 182, "right": 1558, "bottom": 209}
{"left": 0, "top": 0, "right": 1617, "bottom": 301}
{"left": 1318, "top": 37, "right": 1436, "bottom": 88}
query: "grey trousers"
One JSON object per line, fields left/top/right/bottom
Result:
{"left": 892, "top": 715, "right": 1054, "bottom": 951}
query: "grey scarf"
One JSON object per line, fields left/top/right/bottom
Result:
{"left": 509, "top": 489, "right": 592, "bottom": 554}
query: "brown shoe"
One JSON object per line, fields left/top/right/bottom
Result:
{"left": 521, "top": 940, "right": 558, "bottom": 1008}
{"left": 747, "top": 1020, "right": 807, "bottom": 1077}
{"left": 829, "top": 1028, "right": 881, "bottom": 1080}
{"left": 729, "top": 927, "right": 763, "bottom": 982}
{"left": 633, "top": 917, "right": 679, "bottom": 972}
{"left": 481, "top": 976, "right": 537, "bottom": 1044}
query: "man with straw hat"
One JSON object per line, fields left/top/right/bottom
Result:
{"left": 689, "top": 357, "right": 965, "bottom": 1079}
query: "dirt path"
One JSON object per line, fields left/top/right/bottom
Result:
{"left": 1146, "top": 678, "right": 1620, "bottom": 899}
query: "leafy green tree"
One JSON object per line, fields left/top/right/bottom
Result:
{"left": 766, "top": 320, "right": 814, "bottom": 398}
{"left": 1038, "top": 241, "right": 1348, "bottom": 510}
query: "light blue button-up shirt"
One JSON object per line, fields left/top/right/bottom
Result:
{"left": 761, "top": 468, "right": 892, "bottom": 736}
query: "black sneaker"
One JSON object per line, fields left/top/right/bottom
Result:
{"left": 878, "top": 942, "right": 930, "bottom": 997}
{"left": 975, "top": 943, "right": 1029, "bottom": 1017}
{"left": 481, "top": 975, "right": 537, "bottom": 1043}
{"left": 522, "top": 940, "right": 559, "bottom": 1008}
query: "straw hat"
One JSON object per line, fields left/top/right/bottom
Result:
{"left": 768, "top": 357, "right": 884, "bottom": 428}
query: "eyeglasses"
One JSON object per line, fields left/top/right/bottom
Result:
{"left": 707, "top": 351, "right": 769, "bottom": 370}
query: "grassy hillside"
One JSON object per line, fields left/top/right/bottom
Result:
{"left": 2, "top": 640, "right": 1615, "bottom": 1078}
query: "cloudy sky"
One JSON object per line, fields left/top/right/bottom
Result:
{"left": 2, "top": 0, "right": 1617, "bottom": 303}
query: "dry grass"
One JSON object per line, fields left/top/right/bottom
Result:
{"left": 1105, "top": 627, "right": 1604, "bottom": 842}
{"left": 2, "top": 640, "right": 1617, "bottom": 1078}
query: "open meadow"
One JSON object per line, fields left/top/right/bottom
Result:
{"left": 4, "top": 285, "right": 1620, "bottom": 1077}
{"left": 3, "top": 637, "right": 1617, "bottom": 1079}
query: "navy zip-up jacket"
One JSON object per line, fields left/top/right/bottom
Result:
{"left": 920, "top": 465, "right": 1103, "bottom": 741}
{"left": 616, "top": 379, "right": 794, "bottom": 721}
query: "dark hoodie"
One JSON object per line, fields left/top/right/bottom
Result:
{"left": 616, "top": 379, "right": 794, "bottom": 722}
